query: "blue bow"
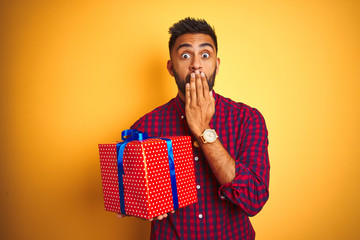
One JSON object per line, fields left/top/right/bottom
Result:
{"left": 116, "top": 129, "right": 179, "bottom": 214}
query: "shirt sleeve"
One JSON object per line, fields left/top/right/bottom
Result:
{"left": 218, "top": 108, "right": 270, "bottom": 217}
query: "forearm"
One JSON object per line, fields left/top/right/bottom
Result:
{"left": 197, "top": 136, "right": 235, "bottom": 185}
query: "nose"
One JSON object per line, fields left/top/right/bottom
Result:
{"left": 190, "top": 55, "right": 202, "bottom": 71}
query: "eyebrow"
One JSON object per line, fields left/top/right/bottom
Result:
{"left": 176, "top": 42, "right": 215, "bottom": 52}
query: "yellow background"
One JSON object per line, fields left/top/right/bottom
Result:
{"left": 1, "top": 0, "right": 359, "bottom": 239}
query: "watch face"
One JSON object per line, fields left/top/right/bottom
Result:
{"left": 204, "top": 129, "right": 217, "bottom": 142}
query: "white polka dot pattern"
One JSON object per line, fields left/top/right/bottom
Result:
{"left": 98, "top": 144, "right": 121, "bottom": 213}
{"left": 98, "top": 136, "right": 198, "bottom": 219}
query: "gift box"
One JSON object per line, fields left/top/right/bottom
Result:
{"left": 98, "top": 130, "right": 198, "bottom": 219}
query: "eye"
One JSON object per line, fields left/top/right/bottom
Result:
{"left": 202, "top": 53, "right": 210, "bottom": 58}
{"left": 181, "top": 53, "right": 190, "bottom": 59}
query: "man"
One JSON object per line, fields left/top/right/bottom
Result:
{"left": 118, "top": 17, "right": 270, "bottom": 240}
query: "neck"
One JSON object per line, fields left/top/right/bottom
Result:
{"left": 178, "top": 90, "right": 185, "bottom": 102}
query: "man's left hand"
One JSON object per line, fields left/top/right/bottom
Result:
{"left": 185, "top": 70, "right": 215, "bottom": 137}
{"left": 117, "top": 211, "right": 175, "bottom": 221}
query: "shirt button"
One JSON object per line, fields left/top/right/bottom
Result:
{"left": 198, "top": 214, "right": 203, "bottom": 219}
{"left": 194, "top": 156, "right": 199, "bottom": 161}
{"left": 196, "top": 185, "right": 201, "bottom": 189}
{"left": 181, "top": 115, "right": 184, "bottom": 119}
{"left": 220, "top": 195, "right": 226, "bottom": 200}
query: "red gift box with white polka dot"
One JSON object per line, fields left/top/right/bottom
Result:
{"left": 98, "top": 136, "right": 198, "bottom": 219}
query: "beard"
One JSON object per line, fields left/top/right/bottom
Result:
{"left": 173, "top": 65, "right": 217, "bottom": 96}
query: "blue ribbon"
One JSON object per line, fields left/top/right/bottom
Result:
{"left": 163, "top": 139, "right": 179, "bottom": 210}
{"left": 116, "top": 129, "right": 179, "bottom": 214}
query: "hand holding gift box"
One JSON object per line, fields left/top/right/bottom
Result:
{"left": 98, "top": 129, "right": 198, "bottom": 220}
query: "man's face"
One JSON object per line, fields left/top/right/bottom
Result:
{"left": 167, "top": 33, "right": 220, "bottom": 96}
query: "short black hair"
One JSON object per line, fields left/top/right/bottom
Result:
{"left": 168, "top": 17, "right": 218, "bottom": 54}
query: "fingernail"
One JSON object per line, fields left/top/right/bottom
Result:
{"left": 195, "top": 70, "right": 199, "bottom": 74}
{"left": 191, "top": 73, "right": 195, "bottom": 78}
{"left": 201, "top": 72, "right": 205, "bottom": 77}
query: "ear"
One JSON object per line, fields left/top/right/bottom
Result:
{"left": 215, "top": 57, "right": 220, "bottom": 75}
{"left": 167, "top": 60, "right": 175, "bottom": 77}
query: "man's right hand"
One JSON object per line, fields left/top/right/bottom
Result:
{"left": 117, "top": 211, "right": 175, "bottom": 221}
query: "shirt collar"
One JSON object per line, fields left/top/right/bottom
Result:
{"left": 173, "top": 90, "right": 219, "bottom": 117}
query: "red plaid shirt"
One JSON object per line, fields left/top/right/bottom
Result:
{"left": 131, "top": 91, "right": 270, "bottom": 240}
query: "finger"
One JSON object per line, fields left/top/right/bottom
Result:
{"left": 210, "top": 91, "right": 215, "bottom": 104}
{"left": 189, "top": 72, "right": 197, "bottom": 103}
{"left": 195, "top": 70, "right": 203, "bottom": 100}
{"left": 163, "top": 213, "right": 168, "bottom": 218}
{"left": 185, "top": 83, "right": 191, "bottom": 107}
{"left": 170, "top": 210, "right": 175, "bottom": 214}
{"left": 157, "top": 215, "right": 164, "bottom": 221}
{"left": 201, "top": 72, "right": 210, "bottom": 99}
{"left": 117, "top": 213, "right": 126, "bottom": 218}
{"left": 147, "top": 218, "right": 154, "bottom": 221}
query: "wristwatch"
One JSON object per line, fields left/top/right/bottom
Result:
{"left": 199, "top": 129, "right": 218, "bottom": 144}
